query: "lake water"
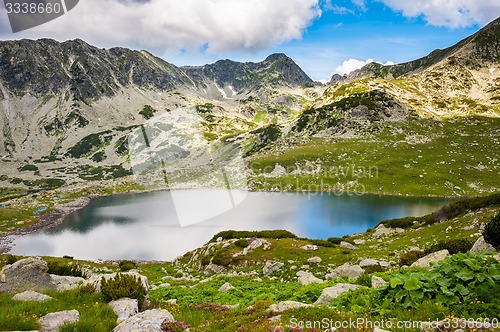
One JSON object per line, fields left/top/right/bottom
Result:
{"left": 9, "top": 190, "right": 453, "bottom": 260}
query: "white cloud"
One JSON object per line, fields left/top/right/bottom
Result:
{"left": 1, "top": 0, "right": 321, "bottom": 53}
{"left": 335, "top": 58, "right": 373, "bottom": 75}
{"left": 351, "top": 0, "right": 366, "bottom": 11}
{"left": 335, "top": 58, "right": 394, "bottom": 75}
{"left": 377, "top": 0, "right": 500, "bottom": 28}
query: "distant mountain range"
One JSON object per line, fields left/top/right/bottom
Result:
{"left": 0, "top": 17, "right": 499, "bottom": 191}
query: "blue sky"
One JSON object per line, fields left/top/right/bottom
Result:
{"left": 0, "top": 0, "right": 498, "bottom": 81}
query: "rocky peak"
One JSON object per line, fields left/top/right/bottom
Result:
{"left": 344, "top": 17, "right": 500, "bottom": 81}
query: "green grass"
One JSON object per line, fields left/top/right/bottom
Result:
{"left": 0, "top": 288, "right": 116, "bottom": 331}
{"left": 249, "top": 116, "right": 500, "bottom": 196}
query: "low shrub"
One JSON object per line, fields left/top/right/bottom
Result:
{"left": 101, "top": 273, "right": 147, "bottom": 310}
{"left": 212, "top": 249, "right": 233, "bottom": 267}
{"left": 399, "top": 250, "right": 425, "bottom": 266}
{"left": 309, "top": 239, "right": 335, "bottom": 247}
{"left": 355, "top": 274, "right": 372, "bottom": 288}
{"left": 119, "top": 260, "right": 137, "bottom": 271}
{"left": 483, "top": 212, "right": 500, "bottom": 249}
{"left": 383, "top": 218, "right": 415, "bottom": 229}
{"left": 75, "top": 283, "right": 96, "bottom": 297}
{"left": 234, "top": 239, "right": 249, "bottom": 248}
{"left": 424, "top": 238, "right": 474, "bottom": 255}
{"left": 6, "top": 254, "right": 19, "bottom": 265}
{"left": 47, "top": 261, "right": 85, "bottom": 278}
{"left": 327, "top": 237, "right": 343, "bottom": 244}
{"left": 209, "top": 230, "right": 296, "bottom": 242}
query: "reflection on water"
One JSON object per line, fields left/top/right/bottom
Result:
{"left": 9, "top": 190, "right": 453, "bottom": 260}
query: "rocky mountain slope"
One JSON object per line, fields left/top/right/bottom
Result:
{"left": 0, "top": 18, "right": 499, "bottom": 195}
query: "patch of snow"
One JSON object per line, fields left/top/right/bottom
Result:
{"left": 489, "top": 68, "right": 496, "bottom": 75}
{"left": 214, "top": 82, "right": 227, "bottom": 99}
{"left": 228, "top": 86, "right": 237, "bottom": 96}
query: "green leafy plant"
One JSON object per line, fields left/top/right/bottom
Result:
{"left": 483, "top": 211, "right": 500, "bottom": 249}
{"left": 101, "top": 274, "right": 147, "bottom": 310}
{"left": 379, "top": 253, "right": 500, "bottom": 308}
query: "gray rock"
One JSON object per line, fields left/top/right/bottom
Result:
{"left": 326, "top": 263, "right": 364, "bottom": 280}
{"left": 0, "top": 257, "right": 55, "bottom": 293}
{"left": 158, "top": 283, "right": 171, "bottom": 288}
{"left": 359, "top": 258, "right": 379, "bottom": 268}
{"left": 371, "top": 276, "right": 387, "bottom": 289}
{"left": 315, "top": 283, "right": 360, "bottom": 305}
{"left": 353, "top": 239, "right": 366, "bottom": 245}
{"left": 411, "top": 250, "right": 450, "bottom": 268}
{"left": 307, "top": 256, "right": 322, "bottom": 264}
{"left": 242, "top": 239, "right": 271, "bottom": 255}
{"left": 470, "top": 236, "right": 496, "bottom": 254}
{"left": 296, "top": 271, "right": 323, "bottom": 285}
{"left": 50, "top": 275, "right": 85, "bottom": 291}
{"left": 340, "top": 241, "right": 359, "bottom": 250}
{"left": 263, "top": 261, "right": 284, "bottom": 276}
{"left": 218, "top": 282, "right": 235, "bottom": 293}
{"left": 13, "top": 290, "right": 53, "bottom": 302}
{"left": 112, "top": 309, "right": 174, "bottom": 332}
{"left": 300, "top": 244, "right": 318, "bottom": 251}
{"left": 379, "top": 260, "right": 391, "bottom": 268}
{"left": 205, "top": 263, "right": 226, "bottom": 274}
{"left": 39, "top": 310, "right": 79, "bottom": 332}
{"left": 373, "top": 224, "right": 405, "bottom": 238}
{"left": 109, "top": 298, "right": 138, "bottom": 324}
{"left": 268, "top": 301, "right": 312, "bottom": 313}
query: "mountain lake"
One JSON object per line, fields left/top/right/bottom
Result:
{"left": 8, "top": 190, "right": 454, "bottom": 260}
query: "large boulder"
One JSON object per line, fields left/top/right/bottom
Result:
{"left": 218, "top": 282, "right": 235, "bottom": 293}
{"left": 39, "top": 310, "right": 80, "bottom": 332}
{"left": 325, "top": 263, "right": 364, "bottom": 280}
{"left": 109, "top": 298, "right": 139, "bottom": 324}
{"left": 242, "top": 239, "right": 271, "bottom": 255}
{"left": 315, "top": 284, "right": 360, "bottom": 305}
{"left": 373, "top": 224, "right": 404, "bottom": 238}
{"left": 13, "top": 290, "right": 53, "bottom": 302}
{"left": 340, "top": 241, "right": 359, "bottom": 250}
{"left": 307, "top": 256, "right": 322, "bottom": 264}
{"left": 371, "top": 276, "right": 387, "bottom": 289}
{"left": 263, "top": 261, "right": 284, "bottom": 276}
{"left": 470, "top": 236, "right": 496, "bottom": 254}
{"left": 411, "top": 250, "right": 449, "bottom": 268}
{"left": 0, "top": 257, "right": 55, "bottom": 293}
{"left": 50, "top": 275, "right": 85, "bottom": 291}
{"left": 296, "top": 271, "right": 323, "bottom": 285}
{"left": 359, "top": 258, "right": 379, "bottom": 268}
{"left": 112, "top": 309, "right": 174, "bottom": 332}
